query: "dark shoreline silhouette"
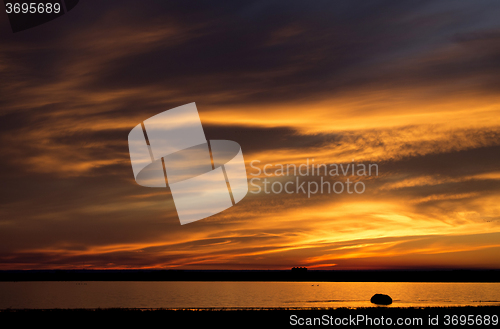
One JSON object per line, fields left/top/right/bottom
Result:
{"left": 1, "top": 306, "right": 498, "bottom": 327}
{"left": 1, "top": 269, "right": 499, "bottom": 282}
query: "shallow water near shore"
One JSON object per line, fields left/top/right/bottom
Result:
{"left": 1, "top": 281, "right": 499, "bottom": 309}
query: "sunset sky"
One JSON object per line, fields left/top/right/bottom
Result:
{"left": 0, "top": 0, "right": 499, "bottom": 270}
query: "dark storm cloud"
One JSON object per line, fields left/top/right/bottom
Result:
{"left": 65, "top": 0, "right": 447, "bottom": 104}
{"left": 86, "top": 1, "right": 500, "bottom": 104}
{"left": 5, "top": 0, "right": 499, "bottom": 112}
{"left": 381, "top": 144, "right": 500, "bottom": 178}
{"left": 204, "top": 124, "right": 342, "bottom": 154}
{"left": 1, "top": 0, "right": 499, "bottom": 270}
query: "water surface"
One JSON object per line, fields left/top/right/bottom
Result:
{"left": 1, "top": 282, "right": 499, "bottom": 309}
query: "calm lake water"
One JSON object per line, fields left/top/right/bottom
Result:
{"left": 0, "top": 282, "right": 499, "bottom": 309}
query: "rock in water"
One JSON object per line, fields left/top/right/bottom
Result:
{"left": 370, "top": 294, "right": 393, "bottom": 305}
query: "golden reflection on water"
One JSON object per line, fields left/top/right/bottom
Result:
{"left": 0, "top": 282, "right": 499, "bottom": 309}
